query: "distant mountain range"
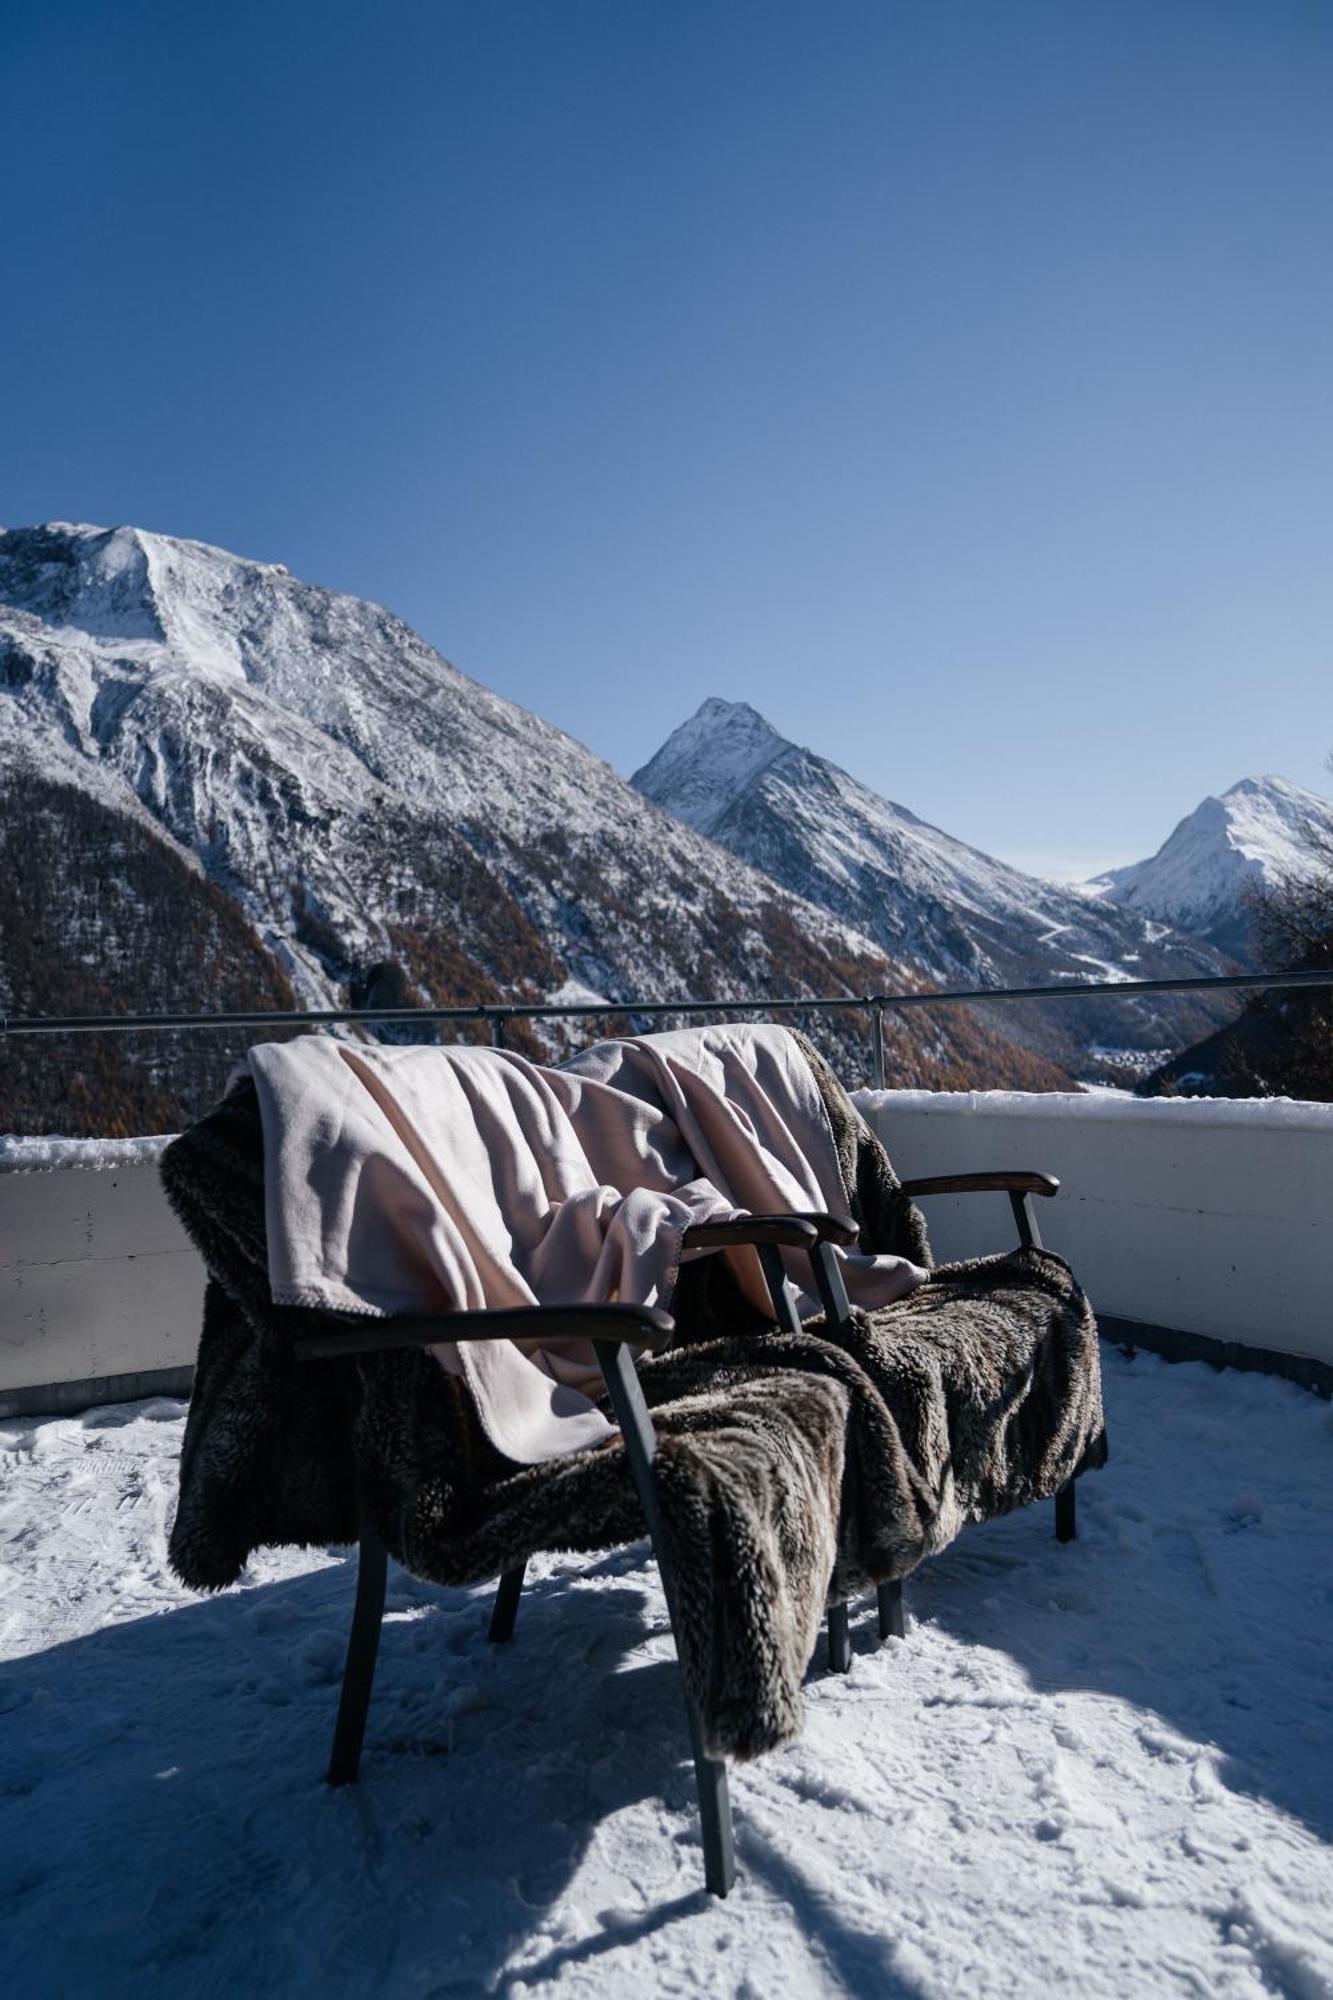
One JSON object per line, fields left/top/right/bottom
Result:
{"left": 5, "top": 524, "right": 1319, "bottom": 1134}
{"left": 1087, "top": 775, "right": 1333, "bottom": 962}
{"left": 633, "top": 698, "right": 1238, "bottom": 1074}
{"left": 0, "top": 524, "right": 1066, "bottom": 1132}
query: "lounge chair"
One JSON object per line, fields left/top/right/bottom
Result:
{"left": 162, "top": 1030, "right": 1105, "bottom": 1901}
{"left": 638, "top": 1031, "right": 1105, "bottom": 1673}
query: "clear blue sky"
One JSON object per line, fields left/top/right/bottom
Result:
{"left": 3, "top": 0, "right": 1330, "bottom": 877}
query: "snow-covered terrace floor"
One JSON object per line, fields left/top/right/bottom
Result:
{"left": 3, "top": 1346, "right": 1331, "bottom": 1999}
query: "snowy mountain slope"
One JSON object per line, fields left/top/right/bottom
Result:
{"left": 0, "top": 525, "right": 1071, "bottom": 1127}
{"left": 633, "top": 699, "right": 1233, "bottom": 1066}
{"left": 1089, "top": 776, "right": 1333, "bottom": 963}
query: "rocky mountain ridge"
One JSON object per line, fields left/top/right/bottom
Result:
{"left": 634, "top": 698, "right": 1235, "bottom": 1073}
{"left": 0, "top": 524, "right": 1068, "bottom": 1130}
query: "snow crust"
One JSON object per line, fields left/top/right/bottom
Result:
{"left": 0, "top": 1132, "right": 174, "bottom": 1174}
{"left": 3, "top": 1350, "right": 1331, "bottom": 1996}
{"left": 856, "top": 1087, "right": 1333, "bottom": 1130}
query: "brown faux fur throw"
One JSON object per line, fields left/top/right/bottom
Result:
{"left": 161, "top": 1038, "right": 1106, "bottom": 1761}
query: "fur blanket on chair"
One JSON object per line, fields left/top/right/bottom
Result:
{"left": 163, "top": 1074, "right": 850, "bottom": 1760}
{"left": 162, "top": 1034, "right": 1107, "bottom": 1761}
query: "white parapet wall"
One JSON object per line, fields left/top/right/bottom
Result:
{"left": 0, "top": 1136, "right": 202, "bottom": 1417}
{"left": 3, "top": 1093, "right": 1331, "bottom": 1415}
{"left": 854, "top": 1089, "right": 1333, "bottom": 1371}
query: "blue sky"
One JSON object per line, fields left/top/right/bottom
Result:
{"left": 2, "top": 0, "right": 1330, "bottom": 877}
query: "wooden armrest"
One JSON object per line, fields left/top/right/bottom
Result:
{"left": 293, "top": 1302, "right": 675, "bottom": 1362}
{"left": 682, "top": 1215, "right": 820, "bottom": 1251}
{"left": 899, "top": 1171, "right": 1060, "bottom": 1199}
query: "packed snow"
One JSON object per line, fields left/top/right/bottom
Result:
{"left": 0, "top": 1132, "right": 174, "bottom": 1174}
{"left": 859, "top": 1085, "right": 1333, "bottom": 1131}
{"left": 3, "top": 1348, "right": 1331, "bottom": 1997}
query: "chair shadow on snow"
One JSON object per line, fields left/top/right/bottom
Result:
{"left": 5, "top": 1382, "right": 1329, "bottom": 1993}
{"left": 1, "top": 1545, "right": 917, "bottom": 1996}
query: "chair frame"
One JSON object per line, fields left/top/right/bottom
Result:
{"left": 827, "top": 1169, "right": 1080, "bottom": 1666}
{"left": 295, "top": 1212, "right": 849, "bottom": 1898}
{"left": 896, "top": 1178, "right": 1081, "bottom": 1547}
{"left": 296, "top": 1175, "right": 1079, "bottom": 1896}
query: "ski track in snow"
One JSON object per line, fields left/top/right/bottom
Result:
{"left": 2, "top": 1349, "right": 1331, "bottom": 1998}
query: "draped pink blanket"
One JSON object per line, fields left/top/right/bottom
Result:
{"left": 248, "top": 1024, "right": 928, "bottom": 1465}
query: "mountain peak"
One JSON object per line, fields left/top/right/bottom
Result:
{"left": 692, "top": 694, "right": 779, "bottom": 731}
{"left": 1093, "top": 772, "right": 1333, "bottom": 959}
{"left": 2, "top": 524, "right": 1065, "bottom": 1098}
{"left": 630, "top": 697, "right": 792, "bottom": 834}
{"left": 0, "top": 522, "right": 166, "bottom": 644}
{"left": 1221, "top": 773, "right": 1311, "bottom": 805}
{"left": 0, "top": 522, "right": 299, "bottom": 656}
{"left": 631, "top": 694, "right": 1236, "bottom": 1068}
{"left": 0, "top": 521, "right": 336, "bottom": 699}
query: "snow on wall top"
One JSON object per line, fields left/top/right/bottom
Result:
{"left": 10, "top": 1091, "right": 1331, "bottom": 1172}
{"left": 854, "top": 1086, "right": 1333, "bottom": 1130}
{"left": 10, "top": 1087, "right": 1329, "bottom": 1172}
{"left": 0, "top": 1133, "right": 175, "bottom": 1174}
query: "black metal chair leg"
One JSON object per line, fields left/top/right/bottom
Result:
{"left": 682, "top": 1698, "right": 737, "bottom": 1897}
{"left": 1008, "top": 1189, "right": 1042, "bottom": 1249}
{"left": 757, "top": 1241, "right": 804, "bottom": 1335}
{"left": 488, "top": 1562, "right": 527, "bottom": 1643}
{"left": 827, "top": 1601, "right": 851, "bottom": 1673}
{"left": 876, "top": 1578, "right": 905, "bottom": 1640}
{"left": 1055, "top": 1480, "right": 1077, "bottom": 1544}
{"left": 593, "top": 1336, "right": 737, "bottom": 1897}
{"left": 810, "top": 1238, "right": 853, "bottom": 1335}
{"left": 327, "top": 1520, "right": 388, "bottom": 1787}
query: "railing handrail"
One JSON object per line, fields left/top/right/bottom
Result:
{"left": 3, "top": 963, "right": 1332, "bottom": 1095}
{"left": 2, "top": 963, "right": 1330, "bottom": 1039}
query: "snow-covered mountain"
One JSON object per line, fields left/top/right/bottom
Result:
{"left": 1088, "top": 776, "right": 1333, "bottom": 963}
{"left": 0, "top": 524, "right": 1069, "bottom": 1130}
{"left": 633, "top": 698, "right": 1234, "bottom": 1069}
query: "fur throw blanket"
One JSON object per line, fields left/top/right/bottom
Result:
{"left": 161, "top": 1034, "right": 1106, "bottom": 1761}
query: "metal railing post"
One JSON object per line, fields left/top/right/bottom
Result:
{"left": 870, "top": 998, "right": 886, "bottom": 1091}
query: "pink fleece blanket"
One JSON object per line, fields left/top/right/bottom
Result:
{"left": 248, "top": 1024, "right": 927, "bottom": 1464}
